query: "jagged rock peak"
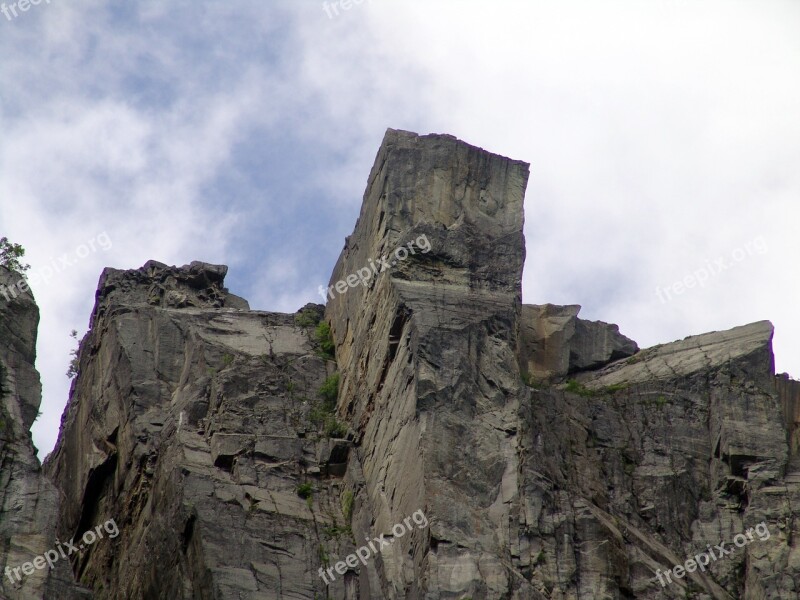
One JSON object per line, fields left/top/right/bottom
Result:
{"left": 92, "top": 260, "right": 249, "bottom": 322}
{"left": 5, "top": 130, "right": 797, "bottom": 599}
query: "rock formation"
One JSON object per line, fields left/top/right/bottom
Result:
{"left": 0, "top": 130, "right": 797, "bottom": 599}
{"left": 43, "top": 261, "right": 350, "bottom": 598}
{"left": 0, "top": 267, "right": 91, "bottom": 599}
{"left": 518, "top": 303, "right": 639, "bottom": 379}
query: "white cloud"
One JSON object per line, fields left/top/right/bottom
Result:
{"left": 1, "top": 0, "right": 798, "bottom": 458}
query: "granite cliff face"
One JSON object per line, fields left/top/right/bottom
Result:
{"left": 0, "top": 267, "right": 91, "bottom": 600}
{"left": 0, "top": 130, "right": 798, "bottom": 599}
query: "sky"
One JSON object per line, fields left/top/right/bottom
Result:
{"left": 1, "top": 0, "right": 798, "bottom": 458}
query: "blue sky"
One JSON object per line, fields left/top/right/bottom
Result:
{"left": 1, "top": 0, "right": 799, "bottom": 457}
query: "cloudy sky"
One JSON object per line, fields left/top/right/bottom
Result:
{"left": 1, "top": 0, "right": 798, "bottom": 458}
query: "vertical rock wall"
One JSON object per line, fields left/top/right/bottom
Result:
{"left": 326, "top": 130, "right": 533, "bottom": 597}
{"left": 2, "top": 130, "right": 797, "bottom": 599}
{"left": 44, "top": 262, "right": 353, "bottom": 599}
{"left": 0, "top": 266, "right": 90, "bottom": 600}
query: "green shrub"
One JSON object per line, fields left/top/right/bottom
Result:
{"left": 315, "top": 322, "right": 335, "bottom": 359}
{"left": 324, "top": 418, "right": 348, "bottom": 439}
{"left": 296, "top": 483, "right": 313, "bottom": 499}
{"left": 522, "top": 373, "right": 544, "bottom": 389}
{"left": 601, "top": 383, "right": 628, "bottom": 394}
{"left": 565, "top": 379, "right": 595, "bottom": 397}
{"left": 66, "top": 330, "right": 80, "bottom": 379}
{"left": 308, "top": 404, "right": 327, "bottom": 426}
{"left": 295, "top": 309, "right": 321, "bottom": 328}
{"left": 341, "top": 490, "right": 354, "bottom": 522}
{"left": 308, "top": 373, "right": 347, "bottom": 437}
{"left": 319, "top": 373, "right": 340, "bottom": 404}
{"left": 323, "top": 524, "right": 352, "bottom": 538}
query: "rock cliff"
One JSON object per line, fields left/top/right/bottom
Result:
{"left": 0, "top": 267, "right": 91, "bottom": 600}
{"left": 0, "top": 130, "right": 797, "bottom": 599}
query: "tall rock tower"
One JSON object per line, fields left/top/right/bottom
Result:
{"left": 8, "top": 129, "right": 797, "bottom": 599}
{"left": 326, "top": 129, "right": 531, "bottom": 596}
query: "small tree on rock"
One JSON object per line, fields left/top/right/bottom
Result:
{"left": 0, "top": 237, "right": 30, "bottom": 273}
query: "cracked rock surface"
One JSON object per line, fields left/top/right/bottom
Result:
{"left": 0, "top": 266, "right": 90, "bottom": 600}
{"left": 44, "top": 262, "right": 354, "bottom": 599}
{"left": 1, "top": 130, "right": 798, "bottom": 599}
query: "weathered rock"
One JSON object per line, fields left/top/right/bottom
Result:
{"left": 44, "top": 263, "right": 352, "bottom": 599}
{"left": 521, "top": 319, "right": 799, "bottom": 599}
{"left": 0, "top": 266, "right": 90, "bottom": 600}
{"left": 581, "top": 320, "right": 775, "bottom": 389}
{"left": 570, "top": 316, "right": 639, "bottom": 371}
{"left": 4, "top": 130, "right": 796, "bottom": 599}
{"left": 518, "top": 303, "right": 638, "bottom": 379}
{"left": 518, "top": 304, "right": 580, "bottom": 378}
{"left": 326, "top": 129, "right": 534, "bottom": 598}
{"left": 776, "top": 372, "right": 800, "bottom": 462}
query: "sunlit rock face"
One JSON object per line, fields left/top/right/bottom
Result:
{"left": 326, "top": 129, "right": 531, "bottom": 598}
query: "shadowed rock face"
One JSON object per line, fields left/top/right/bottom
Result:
{"left": 2, "top": 130, "right": 798, "bottom": 599}
{"left": 526, "top": 320, "right": 799, "bottom": 599}
{"left": 44, "top": 262, "right": 349, "bottom": 599}
{"left": 0, "top": 266, "right": 90, "bottom": 600}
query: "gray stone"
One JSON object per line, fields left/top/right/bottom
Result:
{"left": 44, "top": 262, "right": 353, "bottom": 599}
{"left": 0, "top": 266, "right": 91, "bottom": 600}
{"left": 3, "top": 130, "right": 797, "bottom": 599}
{"left": 570, "top": 315, "right": 639, "bottom": 371}
{"left": 326, "top": 129, "right": 534, "bottom": 598}
{"left": 518, "top": 303, "right": 638, "bottom": 379}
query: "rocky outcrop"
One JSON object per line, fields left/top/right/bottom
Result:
{"left": 3, "top": 129, "right": 795, "bottom": 599}
{"left": 777, "top": 373, "right": 800, "bottom": 462}
{"left": 522, "top": 320, "right": 800, "bottom": 599}
{"left": 518, "top": 303, "right": 638, "bottom": 379}
{"left": 0, "top": 266, "right": 89, "bottom": 600}
{"left": 325, "top": 129, "right": 531, "bottom": 597}
{"left": 44, "top": 261, "right": 352, "bottom": 599}
{"left": 320, "top": 130, "right": 799, "bottom": 598}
